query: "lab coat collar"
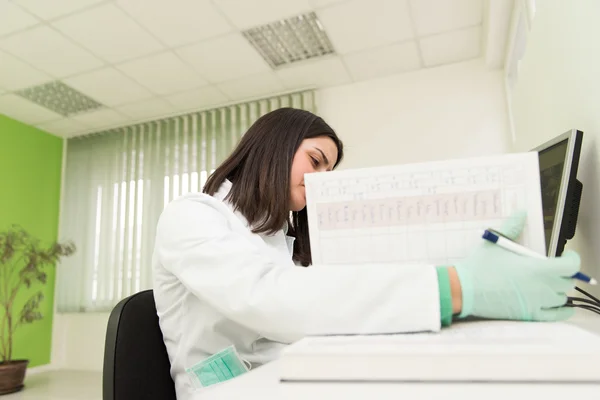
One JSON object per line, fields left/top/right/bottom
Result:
{"left": 213, "top": 179, "right": 289, "bottom": 234}
{"left": 213, "top": 179, "right": 233, "bottom": 203}
{"left": 212, "top": 179, "right": 296, "bottom": 260}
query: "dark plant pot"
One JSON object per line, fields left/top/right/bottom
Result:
{"left": 0, "top": 360, "right": 28, "bottom": 395}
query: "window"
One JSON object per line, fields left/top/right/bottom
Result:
{"left": 56, "top": 92, "right": 315, "bottom": 312}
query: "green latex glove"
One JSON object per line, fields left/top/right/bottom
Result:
{"left": 455, "top": 211, "right": 581, "bottom": 321}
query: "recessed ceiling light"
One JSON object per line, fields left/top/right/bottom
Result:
{"left": 242, "top": 12, "right": 336, "bottom": 69}
{"left": 16, "top": 81, "right": 104, "bottom": 117}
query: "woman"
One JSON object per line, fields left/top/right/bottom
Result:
{"left": 153, "top": 108, "right": 580, "bottom": 398}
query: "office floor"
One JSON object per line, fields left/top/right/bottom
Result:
{"left": 4, "top": 370, "right": 101, "bottom": 400}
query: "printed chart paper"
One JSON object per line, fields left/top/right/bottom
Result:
{"left": 304, "top": 153, "right": 545, "bottom": 266}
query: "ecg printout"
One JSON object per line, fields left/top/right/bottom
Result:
{"left": 304, "top": 153, "right": 546, "bottom": 266}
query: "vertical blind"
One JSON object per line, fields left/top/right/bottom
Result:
{"left": 57, "top": 91, "right": 316, "bottom": 312}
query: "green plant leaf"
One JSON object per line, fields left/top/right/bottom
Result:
{"left": 19, "top": 291, "right": 45, "bottom": 324}
{"left": 0, "top": 225, "right": 76, "bottom": 360}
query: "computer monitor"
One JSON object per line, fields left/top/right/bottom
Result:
{"left": 532, "top": 129, "right": 583, "bottom": 257}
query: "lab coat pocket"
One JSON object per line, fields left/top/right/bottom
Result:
{"left": 185, "top": 345, "right": 250, "bottom": 391}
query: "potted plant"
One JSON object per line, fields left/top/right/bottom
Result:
{"left": 0, "top": 226, "right": 75, "bottom": 395}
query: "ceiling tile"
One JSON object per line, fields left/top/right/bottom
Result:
{"left": 64, "top": 67, "right": 154, "bottom": 106}
{"left": 14, "top": 0, "right": 104, "bottom": 20}
{"left": 0, "top": 1, "right": 39, "bottom": 36}
{"left": 117, "top": 52, "right": 208, "bottom": 95}
{"left": 36, "top": 118, "right": 89, "bottom": 136}
{"left": 117, "top": 98, "right": 177, "bottom": 120}
{"left": 166, "top": 86, "right": 228, "bottom": 111}
{"left": 115, "top": 0, "right": 232, "bottom": 47}
{"left": 0, "top": 94, "right": 62, "bottom": 124}
{"left": 309, "top": 0, "right": 349, "bottom": 8}
{"left": 176, "top": 34, "right": 271, "bottom": 83}
{"left": 0, "top": 26, "right": 103, "bottom": 77}
{"left": 276, "top": 56, "right": 351, "bottom": 89}
{"left": 343, "top": 41, "right": 421, "bottom": 81}
{"left": 0, "top": 49, "right": 51, "bottom": 90}
{"left": 70, "top": 108, "right": 129, "bottom": 128}
{"left": 410, "top": 0, "right": 483, "bottom": 36}
{"left": 212, "top": 0, "right": 313, "bottom": 30}
{"left": 52, "top": 3, "right": 164, "bottom": 63}
{"left": 217, "top": 72, "right": 284, "bottom": 100}
{"left": 420, "top": 26, "right": 481, "bottom": 67}
{"left": 317, "top": 0, "right": 414, "bottom": 54}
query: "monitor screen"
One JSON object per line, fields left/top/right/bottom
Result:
{"left": 538, "top": 140, "right": 569, "bottom": 251}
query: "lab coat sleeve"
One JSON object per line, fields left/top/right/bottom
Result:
{"left": 155, "top": 198, "right": 442, "bottom": 344}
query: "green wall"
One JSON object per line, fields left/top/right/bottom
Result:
{"left": 0, "top": 114, "right": 63, "bottom": 367}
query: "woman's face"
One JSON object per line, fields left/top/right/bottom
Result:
{"left": 289, "top": 137, "right": 339, "bottom": 211}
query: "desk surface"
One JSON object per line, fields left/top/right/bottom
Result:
{"left": 201, "top": 311, "right": 600, "bottom": 399}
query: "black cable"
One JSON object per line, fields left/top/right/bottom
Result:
{"left": 565, "top": 303, "right": 600, "bottom": 316}
{"left": 567, "top": 296, "right": 600, "bottom": 308}
{"left": 574, "top": 305, "right": 600, "bottom": 316}
{"left": 575, "top": 286, "right": 600, "bottom": 305}
{"left": 568, "top": 301, "right": 600, "bottom": 314}
{"left": 565, "top": 303, "right": 600, "bottom": 313}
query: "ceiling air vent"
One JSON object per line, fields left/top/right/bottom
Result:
{"left": 16, "top": 81, "right": 104, "bottom": 117}
{"left": 242, "top": 11, "right": 336, "bottom": 69}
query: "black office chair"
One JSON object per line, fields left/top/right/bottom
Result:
{"left": 103, "top": 289, "right": 177, "bottom": 400}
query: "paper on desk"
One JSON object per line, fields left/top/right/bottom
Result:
{"left": 304, "top": 153, "right": 546, "bottom": 266}
{"left": 280, "top": 320, "right": 600, "bottom": 383}
{"left": 296, "top": 321, "right": 600, "bottom": 355}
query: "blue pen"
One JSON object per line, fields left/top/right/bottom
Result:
{"left": 482, "top": 229, "right": 597, "bottom": 285}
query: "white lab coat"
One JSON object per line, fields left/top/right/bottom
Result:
{"left": 152, "top": 180, "right": 442, "bottom": 400}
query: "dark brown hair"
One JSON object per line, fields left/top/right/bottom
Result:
{"left": 203, "top": 107, "right": 343, "bottom": 266}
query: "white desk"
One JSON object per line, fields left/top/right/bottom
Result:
{"left": 202, "top": 311, "right": 600, "bottom": 399}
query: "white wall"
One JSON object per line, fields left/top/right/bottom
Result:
{"left": 52, "top": 58, "right": 510, "bottom": 371}
{"left": 508, "top": 0, "right": 600, "bottom": 296}
{"left": 318, "top": 59, "right": 510, "bottom": 169}
{"left": 51, "top": 312, "right": 109, "bottom": 371}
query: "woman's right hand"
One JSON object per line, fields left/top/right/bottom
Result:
{"left": 454, "top": 211, "right": 581, "bottom": 321}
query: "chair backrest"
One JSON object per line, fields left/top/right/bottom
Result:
{"left": 103, "top": 289, "right": 177, "bottom": 400}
